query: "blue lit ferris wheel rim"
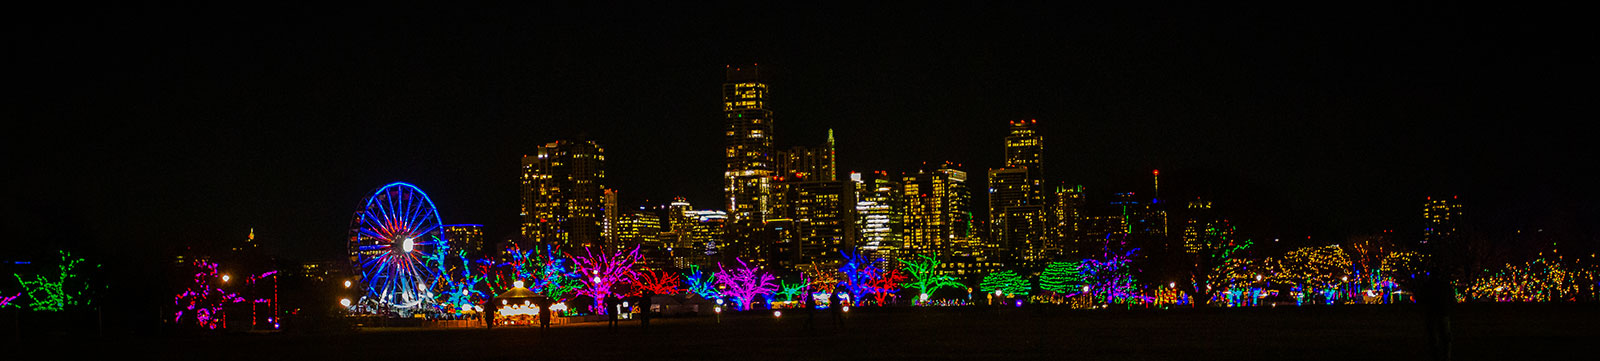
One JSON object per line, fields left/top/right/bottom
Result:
{"left": 349, "top": 182, "right": 446, "bottom": 309}
{"left": 355, "top": 182, "right": 444, "bottom": 247}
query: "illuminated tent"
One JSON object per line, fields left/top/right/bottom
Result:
{"left": 491, "top": 286, "right": 546, "bottom": 325}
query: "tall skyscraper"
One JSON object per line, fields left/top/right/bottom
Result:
{"left": 1052, "top": 184, "right": 1086, "bottom": 257}
{"left": 771, "top": 173, "right": 857, "bottom": 268}
{"left": 723, "top": 65, "right": 775, "bottom": 225}
{"left": 521, "top": 140, "right": 607, "bottom": 250}
{"left": 990, "top": 120, "right": 1049, "bottom": 265}
{"left": 1004, "top": 119, "right": 1043, "bottom": 175}
{"left": 903, "top": 162, "right": 973, "bottom": 259}
{"left": 777, "top": 129, "right": 837, "bottom": 182}
{"left": 614, "top": 208, "right": 668, "bottom": 270}
{"left": 602, "top": 189, "right": 619, "bottom": 252}
{"left": 853, "top": 171, "right": 904, "bottom": 260}
{"left": 1422, "top": 196, "right": 1463, "bottom": 245}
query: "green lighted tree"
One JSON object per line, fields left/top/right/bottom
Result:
{"left": 776, "top": 278, "right": 809, "bottom": 301}
{"left": 899, "top": 254, "right": 965, "bottom": 300}
{"left": 979, "top": 270, "right": 1029, "bottom": 296}
{"left": 1039, "top": 261, "right": 1089, "bottom": 294}
{"left": 14, "top": 250, "right": 99, "bottom": 312}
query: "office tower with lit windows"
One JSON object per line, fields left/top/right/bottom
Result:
{"left": 602, "top": 189, "right": 619, "bottom": 252}
{"left": 682, "top": 210, "right": 728, "bottom": 268}
{"left": 614, "top": 209, "right": 669, "bottom": 270}
{"left": 1182, "top": 199, "right": 1234, "bottom": 254}
{"left": 1422, "top": 196, "right": 1463, "bottom": 245}
{"left": 723, "top": 65, "right": 775, "bottom": 226}
{"left": 1052, "top": 185, "right": 1086, "bottom": 257}
{"left": 853, "top": 171, "right": 904, "bottom": 260}
{"left": 771, "top": 174, "right": 857, "bottom": 269}
{"left": 990, "top": 120, "right": 1049, "bottom": 265}
{"left": 521, "top": 140, "right": 607, "bottom": 251}
{"left": 902, "top": 162, "right": 974, "bottom": 259}
{"left": 778, "top": 129, "right": 837, "bottom": 182}
{"left": 442, "top": 224, "right": 486, "bottom": 258}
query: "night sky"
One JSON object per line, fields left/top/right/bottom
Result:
{"left": 8, "top": 3, "right": 1597, "bottom": 268}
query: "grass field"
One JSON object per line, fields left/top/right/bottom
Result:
{"left": 127, "top": 303, "right": 1591, "bottom": 360}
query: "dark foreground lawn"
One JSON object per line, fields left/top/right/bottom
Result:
{"left": 122, "top": 303, "right": 1596, "bottom": 360}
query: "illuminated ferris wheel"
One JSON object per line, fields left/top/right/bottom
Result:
{"left": 348, "top": 182, "right": 445, "bottom": 309}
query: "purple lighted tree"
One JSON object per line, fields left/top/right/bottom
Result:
{"left": 714, "top": 258, "right": 778, "bottom": 311}
{"left": 569, "top": 246, "right": 642, "bottom": 314}
{"left": 173, "top": 260, "right": 245, "bottom": 329}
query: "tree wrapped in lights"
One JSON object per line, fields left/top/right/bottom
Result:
{"left": 1083, "top": 237, "right": 1143, "bottom": 305}
{"left": 1039, "top": 261, "right": 1088, "bottom": 294}
{"left": 530, "top": 245, "right": 582, "bottom": 300}
{"left": 1183, "top": 237, "right": 1255, "bottom": 308}
{"left": 838, "top": 251, "right": 880, "bottom": 298}
{"left": 569, "top": 246, "right": 642, "bottom": 314}
{"left": 173, "top": 260, "right": 245, "bottom": 329}
{"left": 1267, "top": 245, "right": 1352, "bottom": 303}
{"left": 0, "top": 292, "right": 18, "bottom": 309}
{"left": 714, "top": 258, "right": 778, "bottom": 311}
{"left": 776, "top": 278, "right": 809, "bottom": 302}
{"left": 900, "top": 254, "right": 964, "bottom": 301}
{"left": 683, "top": 265, "right": 720, "bottom": 299}
{"left": 802, "top": 261, "right": 840, "bottom": 295}
{"left": 1465, "top": 257, "right": 1595, "bottom": 302}
{"left": 630, "top": 268, "right": 682, "bottom": 296}
{"left": 13, "top": 250, "right": 98, "bottom": 312}
{"left": 421, "top": 241, "right": 485, "bottom": 311}
{"left": 979, "top": 270, "right": 1030, "bottom": 296}
{"left": 864, "top": 262, "right": 907, "bottom": 306}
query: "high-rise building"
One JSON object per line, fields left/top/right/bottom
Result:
{"left": 990, "top": 120, "right": 1049, "bottom": 266}
{"left": 682, "top": 210, "right": 728, "bottom": 269}
{"left": 771, "top": 174, "right": 857, "bottom": 268}
{"left": 723, "top": 65, "right": 775, "bottom": 226}
{"left": 1052, "top": 184, "right": 1086, "bottom": 257}
{"left": 1182, "top": 199, "right": 1234, "bottom": 254}
{"left": 778, "top": 129, "right": 837, "bottom": 182}
{"left": 614, "top": 209, "right": 669, "bottom": 270}
{"left": 442, "top": 224, "right": 486, "bottom": 258}
{"left": 853, "top": 171, "right": 904, "bottom": 260}
{"left": 602, "top": 189, "right": 619, "bottom": 252}
{"left": 1422, "top": 196, "right": 1463, "bottom": 245}
{"left": 903, "top": 162, "right": 974, "bottom": 260}
{"left": 521, "top": 140, "right": 607, "bottom": 250}
{"left": 1004, "top": 119, "right": 1043, "bottom": 175}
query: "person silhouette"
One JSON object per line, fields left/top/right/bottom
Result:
{"left": 604, "top": 295, "right": 619, "bottom": 330}
{"left": 536, "top": 297, "right": 553, "bottom": 329}
{"left": 483, "top": 298, "right": 496, "bottom": 329}
{"left": 804, "top": 290, "right": 817, "bottom": 331}
{"left": 828, "top": 292, "right": 843, "bottom": 327}
{"left": 640, "top": 289, "right": 654, "bottom": 330}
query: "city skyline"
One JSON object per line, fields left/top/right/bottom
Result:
{"left": 8, "top": 3, "right": 1595, "bottom": 268}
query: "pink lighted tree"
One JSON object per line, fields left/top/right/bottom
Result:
{"left": 569, "top": 246, "right": 642, "bottom": 314}
{"left": 173, "top": 260, "right": 245, "bottom": 329}
{"left": 714, "top": 258, "right": 778, "bottom": 311}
